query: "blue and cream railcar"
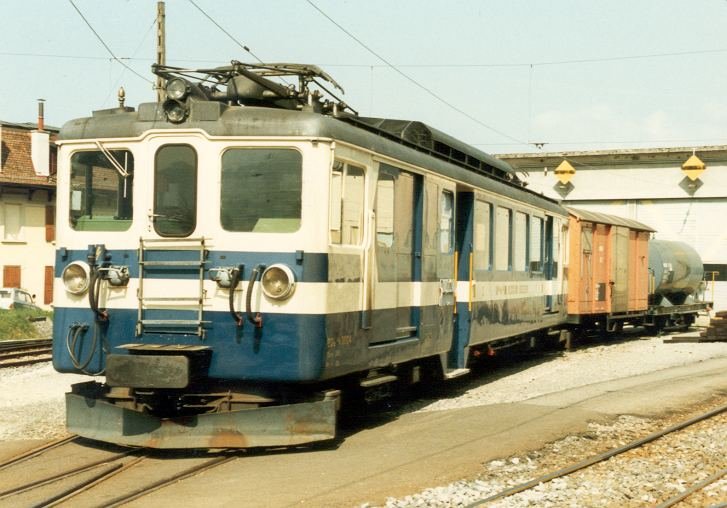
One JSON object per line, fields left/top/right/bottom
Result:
{"left": 52, "top": 63, "right": 569, "bottom": 448}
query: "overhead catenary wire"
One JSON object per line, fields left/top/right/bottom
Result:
{"left": 102, "top": 19, "right": 157, "bottom": 107}
{"left": 305, "top": 0, "right": 528, "bottom": 147}
{"left": 67, "top": 0, "right": 153, "bottom": 85}
{"left": 322, "top": 48, "right": 727, "bottom": 68}
{"left": 5, "top": 46, "right": 727, "bottom": 67}
{"left": 187, "top": 0, "right": 264, "bottom": 64}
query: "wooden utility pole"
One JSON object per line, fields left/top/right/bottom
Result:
{"left": 156, "top": 1, "right": 166, "bottom": 102}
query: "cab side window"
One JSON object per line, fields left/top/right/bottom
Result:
{"left": 329, "top": 160, "right": 365, "bottom": 245}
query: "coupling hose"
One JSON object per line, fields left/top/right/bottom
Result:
{"left": 65, "top": 322, "right": 107, "bottom": 376}
{"left": 246, "top": 264, "right": 265, "bottom": 328}
{"left": 228, "top": 266, "right": 244, "bottom": 327}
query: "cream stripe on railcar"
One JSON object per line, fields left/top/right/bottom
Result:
{"left": 55, "top": 277, "right": 565, "bottom": 316}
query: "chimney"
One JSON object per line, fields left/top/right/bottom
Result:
{"left": 37, "top": 99, "right": 45, "bottom": 132}
{"left": 31, "top": 99, "right": 50, "bottom": 176}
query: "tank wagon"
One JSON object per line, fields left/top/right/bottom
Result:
{"left": 645, "top": 240, "right": 708, "bottom": 331}
{"left": 53, "top": 62, "right": 571, "bottom": 448}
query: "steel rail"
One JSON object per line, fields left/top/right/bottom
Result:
{"left": 43, "top": 455, "right": 147, "bottom": 508}
{"left": 0, "top": 339, "right": 53, "bottom": 368}
{"left": 654, "top": 467, "right": 727, "bottom": 508}
{"left": 31, "top": 462, "right": 124, "bottom": 508}
{"left": 0, "top": 348, "right": 52, "bottom": 361}
{"left": 0, "top": 450, "right": 137, "bottom": 499}
{"left": 0, "top": 339, "right": 52, "bottom": 352}
{"left": 0, "top": 355, "right": 53, "bottom": 369}
{"left": 101, "top": 454, "right": 237, "bottom": 508}
{"left": 0, "top": 436, "right": 77, "bottom": 472}
{"left": 467, "top": 402, "right": 727, "bottom": 507}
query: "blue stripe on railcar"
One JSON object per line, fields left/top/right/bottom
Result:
{"left": 53, "top": 307, "right": 328, "bottom": 381}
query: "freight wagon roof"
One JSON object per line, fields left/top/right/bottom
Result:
{"left": 566, "top": 206, "right": 655, "bottom": 232}
{"left": 59, "top": 102, "right": 567, "bottom": 216}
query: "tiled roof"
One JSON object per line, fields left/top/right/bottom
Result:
{"left": 0, "top": 120, "right": 60, "bottom": 132}
{"left": 0, "top": 123, "right": 57, "bottom": 188}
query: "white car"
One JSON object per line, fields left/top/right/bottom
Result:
{"left": 0, "top": 288, "right": 40, "bottom": 312}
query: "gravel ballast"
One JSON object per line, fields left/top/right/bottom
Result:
{"left": 367, "top": 330, "right": 727, "bottom": 508}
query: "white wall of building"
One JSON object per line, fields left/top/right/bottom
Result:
{"left": 502, "top": 148, "right": 727, "bottom": 312}
{"left": 0, "top": 189, "right": 55, "bottom": 309}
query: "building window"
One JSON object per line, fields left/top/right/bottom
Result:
{"left": 3, "top": 265, "right": 21, "bottom": 288}
{"left": 44, "top": 265, "right": 54, "bottom": 305}
{"left": 49, "top": 145, "right": 58, "bottom": 176}
{"left": 3, "top": 203, "right": 23, "bottom": 242}
{"left": 45, "top": 205, "right": 55, "bottom": 242}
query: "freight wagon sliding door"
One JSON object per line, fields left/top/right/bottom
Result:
{"left": 611, "top": 226, "right": 629, "bottom": 313}
{"left": 579, "top": 223, "right": 611, "bottom": 313}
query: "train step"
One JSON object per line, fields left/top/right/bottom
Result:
{"left": 443, "top": 368, "right": 470, "bottom": 380}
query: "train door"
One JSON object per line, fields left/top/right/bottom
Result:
{"left": 371, "top": 164, "right": 420, "bottom": 344}
{"left": 578, "top": 223, "right": 595, "bottom": 311}
{"left": 543, "top": 216, "right": 561, "bottom": 313}
{"left": 420, "top": 178, "right": 456, "bottom": 350}
{"left": 152, "top": 145, "right": 198, "bottom": 237}
{"left": 544, "top": 216, "right": 554, "bottom": 311}
{"left": 591, "top": 224, "right": 610, "bottom": 313}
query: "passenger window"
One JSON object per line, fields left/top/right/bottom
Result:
{"left": 514, "top": 211, "right": 527, "bottom": 271}
{"left": 69, "top": 149, "right": 134, "bottom": 231}
{"left": 221, "top": 148, "right": 301, "bottom": 233}
{"left": 474, "top": 200, "right": 492, "bottom": 271}
{"left": 440, "top": 190, "right": 454, "bottom": 254}
{"left": 154, "top": 145, "right": 197, "bottom": 237}
{"left": 329, "top": 160, "right": 365, "bottom": 244}
{"left": 495, "top": 206, "right": 511, "bottom": 271}
{"left": 375, "top": 173, "right": 394, "bottom": 248}
{"left": 530, "top": 216, "right": 544, "bottom": 272}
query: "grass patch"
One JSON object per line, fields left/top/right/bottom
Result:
{"left": 0, "top": 309, "right": 52, "bottom": 341}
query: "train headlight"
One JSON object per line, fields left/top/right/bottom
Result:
{"left": 261, "top": 264, "right": 296, "bottom": 300}
{"left": 163, "top": 99, "right": 188, "bottom": 123}
{"left": 62, "top": 261, "right": 91, "bottom": 295}
{"left": 165, "top": 78, "right": 190, "bottom": 101}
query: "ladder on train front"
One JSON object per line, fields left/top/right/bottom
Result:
{"left": 136, "top": 237, "right": 209, "bottom": 339}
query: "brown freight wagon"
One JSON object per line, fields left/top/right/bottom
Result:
{"left": 565, "top": 207, "right": 654, "bottom": 333}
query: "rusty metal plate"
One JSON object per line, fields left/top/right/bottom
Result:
{"left": 66, "top": 383, "right": 337, "bottom": 449}
{"left": 106, "top": 354, "right": 190, "bottom": 388}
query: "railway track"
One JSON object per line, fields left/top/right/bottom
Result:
{"left": 0, "top": 339, "right": 52, "bottom": 368}
{"left": 0, "top": 436, "right": 239, "bottom": 508}
{"left": 466, "top": 401, "right": 727, "bottom": 507}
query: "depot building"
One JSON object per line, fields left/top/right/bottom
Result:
{"left": 499, "top": 145, "right": 727, "bottom": 312}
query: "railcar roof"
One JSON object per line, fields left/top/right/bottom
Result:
{"left": 566, "top": 206, "right": 655, "bottom": 232}
{"left": 59, "top": 102, "right": 566, "bottom": 215}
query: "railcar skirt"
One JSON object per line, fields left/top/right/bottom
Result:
{"left": 66, "top": 381, "right": 338, "bottom": 449}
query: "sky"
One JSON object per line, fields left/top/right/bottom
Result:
{"left": 2, "top": 0, "right": 727, "bottom": 154}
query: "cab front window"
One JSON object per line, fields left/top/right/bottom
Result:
{"left": 220, "top": 148, "right": 302, "bottom": 233}
{"left": 69, "top": 149, "right": 134, "bottom": 231}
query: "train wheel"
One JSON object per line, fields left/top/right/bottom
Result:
{"left": 644, "top": 316, "right": 667, "bottom": 336}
